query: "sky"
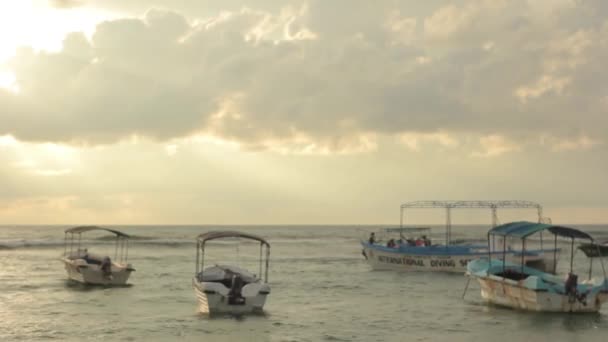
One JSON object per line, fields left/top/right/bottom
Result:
{"left": 0, "top": 0, "right": 607, "bottom": 225}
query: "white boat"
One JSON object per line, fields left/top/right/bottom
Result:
{"left": 61, "top": 226, "right": 135, "bottom": 286}
{"left": 466, "top": 221, "right": 608, "bottom": 313}
{"left": 362, "top": 201, "right": 559, "bottom": 273}
{"left": 362, "top": 227, "right": 555, "bottom": 273}
{"left": 192, "top": 231, "right": 271, "bottom": 315}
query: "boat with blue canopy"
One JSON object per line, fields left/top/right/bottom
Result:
{"left": 466, "top": 221, "right": 608, "bottom": 312}
{"left": 361, "top": 201, "right": 560, "bottom": 273}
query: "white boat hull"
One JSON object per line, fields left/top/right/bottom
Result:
{"left": 62, "top": 258, "right": 133, "bottom": 286}
{"left": 192, "top": 279, "right": 270, "bottom": 314}
{"left": 362, "top": 246, "right": 555, "bottom": 273}
{"left": 475, "top": 276, "right": 608, "bottom": 312}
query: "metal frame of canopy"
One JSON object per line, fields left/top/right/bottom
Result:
{"left": 63, "top": 225, "right": 131, "bottom": 264}
{"left": 195, "top": 231, "right": 270, "bottom": 283}
{"left": 487, "top": 221, "right": 607, "bottom": 280}
{"left": 382, "top": 227, "right": 431, "bottom": 240}
{"left": 400, "top": 200, "right": 546, "bottom": 248}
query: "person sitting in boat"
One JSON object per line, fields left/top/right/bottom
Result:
{"left": 82, "top": 248, "right": 90, "bottom": 262}
{"left": 423, "top": 235, "right": 431, "bottom": 246}
{"left": 368, "top": 232, "right": 376, "bottom": 244}
{"left": 564, "top": 272, "right": 587, "bottom": 305}
{"left": 81, "top": 249, "right": 98, "bottom": 265}
{"left": 100, "top": 256, "right": 112, "bottom": 279}
{"left": 415, "top": 237, "right": 425, "bottom": 246}
{"left": 387, "top": 239, "right": 396, "bottom": 248}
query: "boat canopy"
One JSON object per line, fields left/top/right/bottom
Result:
{"left": 64, "top": 225, "right": 130, "bottom": 238}
{"left": 197, "top": 231, "right": 270, "bottom": 246}
{"left": 489, "top": 221, "right": 593, "bottom": 240}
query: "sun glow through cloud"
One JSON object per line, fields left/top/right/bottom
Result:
{"left": 0, "top": 71, "right": 19, "bottom": 93}
{"left": 0, "top": 1, "right": 115, "bottom": 63}
{"left": 0, "top": 1, "right": 608, "bottom": 224}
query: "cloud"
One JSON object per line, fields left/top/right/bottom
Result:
{"left": 49, "top": 0, "right": 83, "bottom": 9}
{"left": 397, "top": 132, "right": 459, "bottom": 151}
{"left": 515, "top": 75, "right": 571, "bottom": 102}
{"left": 471, "top": 134, "right": 520, "bottom": 158}
{"left": 0, "top": 1, "right": 606, "bottom": 155}
{"left": 542, "top": 135, "right": 602, "bottom": 151}
{"left": 31, "top": 168, "right": 73, "bottom": 176}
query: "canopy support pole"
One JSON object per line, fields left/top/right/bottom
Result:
{"left": 265, "top": 246, "right": 270, "bottom": 283}
{"left": 502, "top": 236, "right": 507, "bottom": 275}
{"left": 120, "top": 237, "right": 125, "bottom": 263}
{"left": 259, "top": 242, "right": 263, "bottom": 279}
{"left": 487, "top": 232, "right": 492, "bottom": 264}
{"left": 195, "top": 241, "right": 200, "bottom": 275}
{"left": 201, "top": 242, "right": 205, "bottom": 273}
{"left": 553, "top": 234, "right": 558, "bottom": 274}
{"left": 569, "top": 237, "right": 574, "bottom": 273}
{"left": 597, "top": 244, "right": 607, "bottom": 281}
{"left": 114, "top": 237, "right": 119, "bottom": 260}
{"left": 589, "top": 252, "right": 593, "bottom": 280}
{"left": 125, "top": 238, "right": 129, "bottom": 263}
{"left": 445, "top": 207, "right": 451, "bottom": 247}
{"left": 491, "top": 206, "right": 498, "bottom": 228}
{"left": 521, "top": 238, "right": 526, "bottom": 273}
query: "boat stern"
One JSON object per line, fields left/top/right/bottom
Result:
{"left": 192, "top": 278, "right": 270, "bottom": 314}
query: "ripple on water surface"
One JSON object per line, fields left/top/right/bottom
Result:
{"left": 1, "top": 225, "right": 608, "bottom": 341}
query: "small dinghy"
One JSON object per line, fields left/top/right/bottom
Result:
{"left": 192, "top": 231, "right": 271, "bottom": 315}
{"left": 61, "top": 226, "right": 135, "bottom": 286}
{"left": 466, "top": 221, "right": 608, "bottom": 313}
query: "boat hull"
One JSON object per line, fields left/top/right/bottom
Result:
{"left": 362, "top": 243, "right": 556, "bottom": 273}
{"left": 192, "top": 279, "right": 270, "bottom": 315}
{"left": 62, "top": 258, "right": 133, "bottom": 286}
{"left": 475, "top": 276, "right": 608, "bottom": 312}
{"left": 578, "top": 243, "right": 608, "bottom": 258}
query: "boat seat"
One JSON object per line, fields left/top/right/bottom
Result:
{"left": 496, "top": 269, "right": 529, "bottom": 281}
{"left": 83, "top": 257, "right": 102, "bottom": 265}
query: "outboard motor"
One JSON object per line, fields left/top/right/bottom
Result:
{"left": 565, "top": 273, "right": 577, "bottom": 296}
{"left": 228, "top": 274, "right": 246, "bottom": 305}
{"left": 101, "top": 256, "right": 113, "bottom": 280}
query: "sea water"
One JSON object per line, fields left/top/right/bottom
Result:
{"left": 1, "top": 225, "right": 607, "bottom": 342}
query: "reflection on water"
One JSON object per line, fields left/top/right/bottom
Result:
{"left": 63, "top": 280, "right": 134, "bottom": 291}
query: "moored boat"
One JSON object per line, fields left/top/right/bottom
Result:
{"left": 192, "top": 231, "right": 271, "bottom": 315}
{"left": 361, "top": 201, "right": 559, "bottom": 273}
{"left": 466, "top": 221, "right": 608, "bottom": 313}
{"left": 362, "top": 227, "right": 555, "bottom": 273}
{"left": 61, "top": 226, "right": 135, "bottom": 286}
{"left": 578, "top": 242, "right": 608, "bottom": 258}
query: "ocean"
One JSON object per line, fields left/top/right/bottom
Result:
{"left": 1, "top": 225, "right": 608, "bottom": 342}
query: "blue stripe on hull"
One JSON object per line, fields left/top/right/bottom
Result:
{"left": 361, "top": 242, "right": 558, "bottom": 257}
